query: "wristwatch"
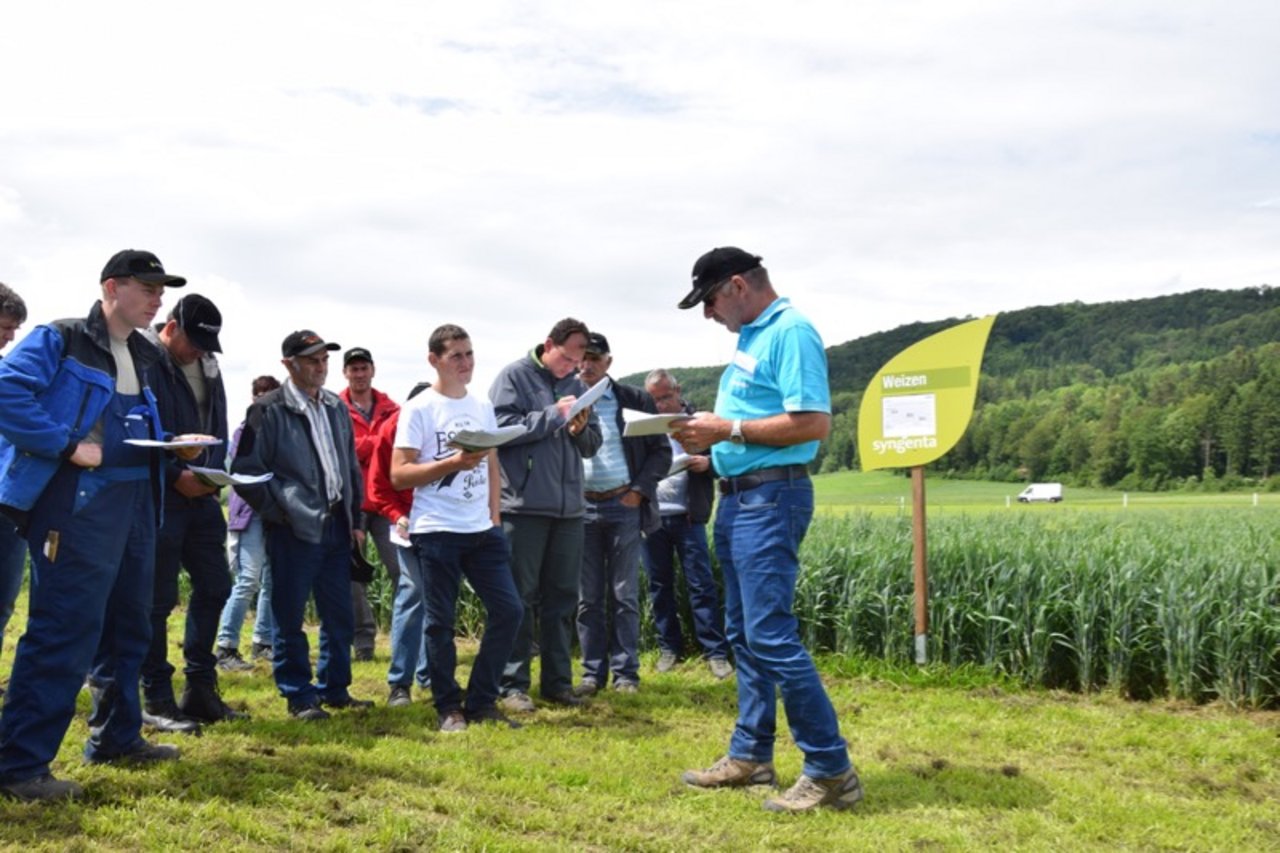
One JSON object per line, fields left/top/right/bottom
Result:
{"left": 729, "top": 419, "right": 745, "bottom": 445}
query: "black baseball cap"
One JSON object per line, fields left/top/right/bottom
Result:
{"left": 281, "top": 330, "right": 340, "bottom": 358}
{"left": 174, "top": 294, "right": 222, "bottom": 354}
{"left": 100, "top": 249, "right": 187, "bottom": 287}
{"left": 678, "top": 247, "right": 762, "bottom": 310}
{"left": 585, "top": 332, "right": 610, "bottom": 356}
{"left": 343, "top": 347, "right": 373, "bottom": 366}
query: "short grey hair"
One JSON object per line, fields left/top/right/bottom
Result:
{"left": 645, "top": 368, "right": 679, "bottom": 389}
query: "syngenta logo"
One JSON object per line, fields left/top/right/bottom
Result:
{"left": 872, "top": 436, "right": 938, "bottom": 455}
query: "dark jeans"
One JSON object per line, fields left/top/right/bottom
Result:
{"left": 0, "top": 514, "right": 26, "bottom": 661}
{"left": 578, "top": 495, "right": 642, "bottom": 685}
{"left": 412, "top": 527, "right": 522, "bottom": 714}
{"left": 0, "top": 471, "right": 155, "bottom": 782}
{"left": 642, "top": 513, "right": 730, "bottom": 660}
{"left": 266, "top": 512, "right": 355, "bottom": 707}
{"left": 142, "top": 497, "right": 232, "bottom": 703}
{"left": 500, "top": 514, "right": 583, "bottom": 698}
{"left": 715, "top": 476, "right": 850, "bottom": 780}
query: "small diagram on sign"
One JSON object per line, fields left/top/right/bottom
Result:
{"left": 883, "top": 393, "right": 937, "bottom": 438}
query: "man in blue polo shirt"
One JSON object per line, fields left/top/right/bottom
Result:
{"left": 672, "top": 247, "right": 862, "bottom": 814}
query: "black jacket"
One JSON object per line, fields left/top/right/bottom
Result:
{"left": 144, "top": 328, "right": 228, "bottom": 506}
{"left": 231, "top": 384, "right": 364, "bottom": 544}
{"left": 608, "top": 379, "right": 672, "bottom": 535}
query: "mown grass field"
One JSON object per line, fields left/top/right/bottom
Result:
{"left": 0, "top": 475, "right": 1276, "bottom": 850}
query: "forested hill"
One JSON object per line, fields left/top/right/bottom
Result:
{"left": 620, "top": 286, "right": 1280, "bottom": 489}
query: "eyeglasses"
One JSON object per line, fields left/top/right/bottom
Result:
{"left": 702, "top": 277, "right": 734, "bottom": 307}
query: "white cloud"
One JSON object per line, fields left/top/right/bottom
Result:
{"left": 1, "top": 0, "right": 1277, "bottom": 407}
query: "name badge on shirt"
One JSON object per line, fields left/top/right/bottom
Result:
{"left": 731, "top": 349, "right": 757, "bottom": 377}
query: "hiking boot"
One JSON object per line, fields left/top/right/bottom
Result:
{"left": 682, "top": 755, "right": 778, "bottom": 788}
{"left": 86, "top": 740, "right": 180, "bottom": 766}
{"left": 573, "top": 677, "right": 599, "bottom": 697}
{"left": 387, "top": 685, "right": 412, "bottom": 708}
{"left": 763, "top": 767, "right": 865, "bottom": 813}
{"left": 251, "top": 642, "right": 273, "bottom": 661}
{"left": 320, "top": 694, "right": 375, "bottom": 710}
{"left": 438, "top": 709, "right": 468, "bottom": 733}
{"left": 499, "top": 691, "right": 536, "bottom": 714}
{"left": 613, "top": 680, "right": 639, "bottom": 694}
{"left": 656, "top": 650, "right": 678, "bottom": 673}
{"left": 288, "top": 701, "right": 330, "bottom": 721}
{"left": 216, "top": 647, "right": 255, "bottom": 673}
{"left": 142, "top": 701, "right": 203, "bottom": 736}
{"left": 707, "top": 657, "right": 734, "bottom": 680}
{"left": 0, "top": 773, "right": 84, "bottom": 802}
{"left": 465, "top": 706, "right": 523, "bottom": 729}
{"left": 544, "top": 690, "right": 586, "bottom": 707}
{"left": 180, "top": 682, "right": 250, "bottom": 724}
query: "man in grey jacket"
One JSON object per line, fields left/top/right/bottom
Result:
{"left": 231, "top": 330, "right": 373, "bottom": 721}
{"left": 489, "top": 318, "right": 601, "bottom": 711}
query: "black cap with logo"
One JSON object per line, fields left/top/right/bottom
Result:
{"left": 100, "top": 249, "right": 187, "bottom": 287}
{"left": 678, "top": 247, "right": 762, "bottom": 310}
{"left": 174, "top": 294, "right": 222, "bottom": 353}
{"left": 281, "top": 330, "right": 340, "bottom": 358}
{"left": 585, "top": 332, "right": 610, "bottom": 356}
{"left": 343, "top": 347, "right": 373, "bottom": 366}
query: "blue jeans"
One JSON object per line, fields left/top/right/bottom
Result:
{"left": 412, "top": 527, "right": 522, "bottom": 714}
{"left": 142, "top": 496, "right": 232, "bottom": 701}
{"left": 500, "top": 514, "right": 583, "bottom": 698}
{"left": 216, "top": 515, "right": 276, "bottom": 650}
{"left": 643, "top": 514, "right": 730, "bottom": 660}
{"left": 0, "top": 514, "right": 26, "bottom": 661}
{"left": 265, "top": 512, "right": 355, "bottom": 707}
{"left": 0, "top": 470, "right": 155, "bottom": 781}
{"left": 577, "top": 496, "right": 642, "bottom": 685}
{"left": 386, "top": 544, "right": 430, "bottom": 689}
{"left": 714, "top": 476, "right": 850, "bottom": 779}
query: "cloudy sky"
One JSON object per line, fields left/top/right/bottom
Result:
{"left": 2, "top": 1, "right": 1277, "bottom": 411}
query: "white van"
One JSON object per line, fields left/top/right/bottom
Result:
{"left": 1017, "top": 483, "right": 1063, "bottom": 503}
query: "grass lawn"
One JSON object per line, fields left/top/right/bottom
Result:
{"left": 0, "top": 633, "right": 1277, "bottom": 851}
{"left": 813, "top": 470, "right": 1279, "bottom": 515}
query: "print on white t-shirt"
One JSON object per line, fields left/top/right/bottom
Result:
{"left": 394, "top": 389, "right": 497, "bottom": 535}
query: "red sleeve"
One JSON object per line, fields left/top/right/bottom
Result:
{"left": 367, "top": 411, "right": 412, "bottom": 523}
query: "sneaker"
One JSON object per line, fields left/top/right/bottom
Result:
{"left": 0, "top": 773, "right": 84, "bottom": 802}
{"left": 544, "top": 690, "right": 586, "bottom": 707}
{"left": 682, "top": 755, "right": 778, "bottom": 788}
{"left": 251, "top": 642, "right": 273, "bottom": 661}
{"left": 288, "top": 701, "right": 330, "bottom": 721}
{"left": 573, "top": 677, "right": 599, "bottom": 697}
{"left": 707, "top": 657, "right": 734, "bottom": 680}
{"left": 438, "top": 709, "right": 468, "bottom": 733}
{"left": 387, "top": 685, "right": 412, "bottom": 708}
{"left": 180, "top": 682, "right": 250, "bottom": 724}
{"left": 353, "top": 648, "right": 375, "bottom": 662}
{"left": 656, "top": 650, "right": 678, "bottom": 673}
{"left": 86, "top": 740, "right": 180, "bottom": 766}
{"left": 465, "top": 706, "right": 523, "bottom": 729}
{"left": 142, "top": 701, "right": 203, "bottom": 736}
{"left": 320, "top": 694, "right": 375, "bottom": 710}
{"left": 216, "top": 647, "right": 255, "bottom": 673}
{"left": 763, "top": 767, "right": 864, "bottom": 813}
{"left": 499, "top": 691, "right": 536, "bottom": 714}
{"left": 613, "top": 680, "right": 639, "bottom": 694}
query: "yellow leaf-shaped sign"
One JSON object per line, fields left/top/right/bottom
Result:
{"left": 857, "top": 315, "right": 996, "bottom": 471}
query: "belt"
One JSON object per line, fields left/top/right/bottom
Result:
{"left": 717, "top": 464, "right": 810, "bottom": 496}
{"left": 585, "top": 484, "right": 632, "bottom": 502}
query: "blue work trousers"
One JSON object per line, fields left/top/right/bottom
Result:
{"left": 0, "top": 515, "right": 26, "bottom": 660}
{"left": 0, "top": 469, "right": 155, "bottom": 781}
{"left": 714, "top": 476, "right": 851, "bottom": 780}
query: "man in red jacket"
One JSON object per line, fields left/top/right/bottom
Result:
{"left": 339, "top": 347, "right": 399, "bottom": 661}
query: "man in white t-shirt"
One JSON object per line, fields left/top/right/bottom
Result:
{"left": 390, "top": 324, "right": 524, "bottom": 732}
